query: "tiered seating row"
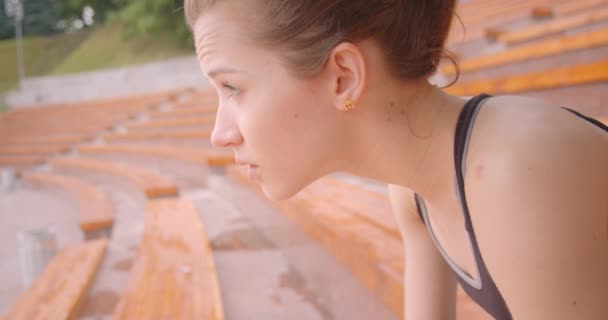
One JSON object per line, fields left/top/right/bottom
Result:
{"left": 112, "top": 198, "right": 224, "bottom": 320}
{"left": 227, "top": 165, "right": 490, "bottom": 319}
{"left": 21, "top": 171, "right": 114, "bottom": 238}
{"left": 1, "top": 239, "right": 108, "bottom": 320}
{"left": 2, "top": 88, "right": 229, "bottom": 320}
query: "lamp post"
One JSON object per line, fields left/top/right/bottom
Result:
{"left": 4, "top": 0, "right": 25, "bottom": 90}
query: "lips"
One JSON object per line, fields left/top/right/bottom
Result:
{"left": 235, "top": 158, "right": 260, "bottom": 180}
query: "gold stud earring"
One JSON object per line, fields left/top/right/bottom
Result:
{"left": 344, "top": 100, "right": 354, "bottom": 111}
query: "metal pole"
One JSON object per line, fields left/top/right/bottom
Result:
{"left": 14, "top": 14, "right": 25, "bottom": 90}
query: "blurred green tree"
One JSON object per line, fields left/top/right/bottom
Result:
{"left": 115, "top": 0, "right": 191, "bottom": 47}
{"left": 1, "top": 0, "right": 61, "bottom": 39}
{"left": 59, "top": 0, "right": 126, "bottom": 24}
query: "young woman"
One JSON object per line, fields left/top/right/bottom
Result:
{"left": 184, "top": 1, "right": 608, "bottom": 319}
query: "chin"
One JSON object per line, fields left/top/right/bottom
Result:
{"left": 260, "top": 173, "right": 317, "bottom": 201}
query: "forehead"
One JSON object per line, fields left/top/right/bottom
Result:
{"left": 193, "top": 1, "right": 262, "bottom": 66}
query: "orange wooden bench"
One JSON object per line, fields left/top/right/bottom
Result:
{"left": 0, "top": 145, "right": 71, "bottom": 156}
{"left": 50, "top": 157, "right": 179, "bottom": 198}
{"left": 112, "top": 198, "right": 224, "bottom": 320}
{"left": 147, "top": 106, "right": 217, "bottom": 120}
{"left": 21, "top": 171, "right": 114, "bottom": 239}
{"left": 0, "top": 155, "right": 47, "bottom": 167}
{"left": 78, "top": 144, "right": 233, "bottom": 168}
{"left": 0, "top": 239, "right": 107, "bottom": 320}
{"left": 443, "top": 27, "right": 608, "bottom": 75}
{"left": 125, "top": 116, "right": 215, "bottom": 131}
{"left": 227, "top": 165, "right": 490, "bottom": 319}
{"left": 532, "top": 0, "right": 608, "bottom": 18}
{"left": 0, "top": 134, "right": 89, "bottom": 146}
{"left": 497, "top": 6, "right": 608, "bottom": 44}
{"left": 104, "top": 129, "right": 212, "bottom": 142}
{"left": 446, "top": 59, "right": 608, "bottom": 96}
{"left": 448, "top": 0, "right": 556, "bottom": 44}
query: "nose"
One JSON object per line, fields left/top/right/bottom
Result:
{"left": 210, "top": 103, "right": 244, "bottom": 148}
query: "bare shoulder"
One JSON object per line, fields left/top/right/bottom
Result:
{"left": 469, "top": 94, "right": 608, "bottom": 173}
{"left": 463, "top": 95, "right": 608, "bottom": 318}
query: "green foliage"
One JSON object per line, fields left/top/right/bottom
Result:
{"left": 59, "top": 0, "right": 126, "bottom": 23}
{"left": 0, "top": 30, "right": 90, "bottom": 94}
{"left": 114, "top": 0, "right": 192, "bottom": 48}
{"left": 0, "top": 0, "right": 61, "bottom": 40}
{"left": 51, "top": 22, "right": 193, "bottom": 75}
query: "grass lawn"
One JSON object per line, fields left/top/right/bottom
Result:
{"left": 51, "top": 23, "right": 195, "bottom": 75}
{"left": 0, "top": 31, "right": 92, "bottom": 95}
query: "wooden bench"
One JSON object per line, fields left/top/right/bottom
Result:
{"left": 227, "top": 165, "right": 490, "bottom": 319}
{"left": 443, "top": 27, "right": 608, "bottom": 75}
{"left": 50, "top": 157, "right": 179, "bottom": 198}
{"left": 0, "top": 156, "right": 47, "bottom": 167}
{"left": 104, "top": 129, "right": 213, "bottom": 142}
{"left": 0, "top": 239, "right": 107, "bottom": 320}
{"left": 446, "top": 59, "right": 608, "bottom": 96}
{"left": 112, "top": 198, "right": 224, "bottom": 320}
{"left": 147, "top": 106, "right": 217, "bottom": 120}
{"left": 78, "top": 144, "right": 234, "bottom": 169}
{"left": 0, "top": 134, "right": 89, "bottom": 146}
{"left": 0, "top": 145, "right": 71, "bottom": 156}
{"left": 21, "top": 171, "right": 114, "bottom": 239}
{"left": 125, "top": 116, "right": 215, "bottom": 131}
{"left": 532, "top": 0, "right": 608, "bottom": 18}
{"left": 497, "top": 6, "right": 608, "bottom": 44}
{"left": 447, "top": 0, "right": 555, "bottom": 44}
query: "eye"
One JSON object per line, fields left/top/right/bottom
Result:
{"left": 221, "top": 82, "right": 240, "bottom": 98}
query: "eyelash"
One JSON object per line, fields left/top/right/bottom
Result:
{"left": 221, "top": 82, "right": 240, "bottom": 98}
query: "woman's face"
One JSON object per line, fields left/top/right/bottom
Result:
{"left": 193, "top": 1, "right": 349, "bottom": 200}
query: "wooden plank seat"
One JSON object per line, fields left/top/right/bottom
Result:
{"left": 446, "top": 59, "right": 608, "bottom": 96}
{"left": 21, "top": 171, "right": 114, "bottom": 238}
{"left": 0, "top": 155, "right": 47, "bottom": 167}
{"left": 443, "top": 27, "right": 608, "bottom": 75}
{"left": 0, "top": 134, "right": 89, "bottom": 146}
{"left": 313, "top": 177, "right": 402, "bottom": 240}
{"left": 447, "top": 0, "right": 556, "bottom": 45}
{"left": 104, "top": 129, "right": 212, "bottom": 142}
{"left": 226, "top": 165, "right": 490, "bottom": 319}
{"left": 0, "top": 144, "right": 71, "bottom": 156}
{"left": 172, "top": 100, "right": 218, "bottom": 109}
{"left": 125, "top": 116, "right": 215, "bottom": 131}
{"left": 0, "top": 239, "right": 107, "bottom": 320}
{"left": 497, "top": 6, "right": 608, "bottom": 45}
{"left": 50, "top": 157, "right": 179, "bottom": 198}
{"left": 147, "top": 107, "right": 217, "bottom": 120}
{"left": 112, "top": 198, "right": 224, "bottom": 320}
{"left": 77, "top": 144, "right": 234, "bottom": 168}
{"left": 532, "top": 0, "right": 608, "bottom": 19}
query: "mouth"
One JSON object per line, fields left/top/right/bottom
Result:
{"left": 235, "top": 158, "right": 260, "bottom": 180}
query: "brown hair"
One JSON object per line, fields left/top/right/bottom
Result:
{"left": 185, "top": 0, "right": 457, "bottom": 80}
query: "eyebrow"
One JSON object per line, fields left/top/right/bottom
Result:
{"left": 206, "top": 67, "right": 241, "bottom": 78}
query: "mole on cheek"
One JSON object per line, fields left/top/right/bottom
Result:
{"left": 293, "top": 113, "right": 299, "bottom": 119}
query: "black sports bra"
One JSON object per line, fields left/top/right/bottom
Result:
{"left": 414, "top": 94, "right": 608, "bottom": 320}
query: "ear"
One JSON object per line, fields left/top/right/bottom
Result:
{"left": 326, "top": 42, "right": 367, "bottom": 111}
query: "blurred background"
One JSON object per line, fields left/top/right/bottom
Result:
{"left": 0, "top": 0, "right": 607, "bottom": 319}
{"left": 0, "top": 0, "right": 198, "bottom": 108}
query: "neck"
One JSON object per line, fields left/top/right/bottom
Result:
{"left": 343, "top": 80, "right": 466, "bottom": 203}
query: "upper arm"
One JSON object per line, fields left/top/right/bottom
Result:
{"left": 465, "top": 111, "right": 608, "bottom": 319}
{"left": 388, "top": 184, "right": 457, "bottom": 320}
